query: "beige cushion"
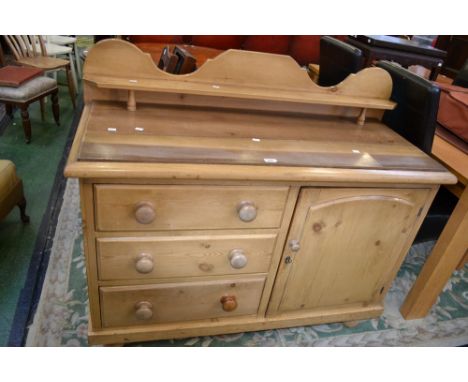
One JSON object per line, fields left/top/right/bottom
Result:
{"left": 0, "top": 160, "right": 19, "bottom": 198}
{"left": 0, "top": 76, "right": 57, "bottom": 102}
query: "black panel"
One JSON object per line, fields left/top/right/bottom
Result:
{"left": 318, "top": 36, "right": 364, "bottom": 87}
{"left": 377, "top": 61, "right": 440, "bottom": 154}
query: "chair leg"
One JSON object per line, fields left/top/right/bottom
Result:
{"left": 51, "top": 90, "right": 60, "bottom": 125}
{"left": 65, "top": 65, "right": 76, "bottom": 109}
{"left": 5, "top": 103, "right": 13, "bottom": 117}
{"left": 17, "top": 196, "right": 30, "bottom": 223}
{"left": 68, "top": 52, "right": 78, "bottom": 91}
{"left": 74, "top": 42, "right": 82, "bottom": 77}
{"left": 20, "top": 105, "right": 32, "bottom": 143}
{"left": 39, "top": 97, "right": 46, "bottom": 121}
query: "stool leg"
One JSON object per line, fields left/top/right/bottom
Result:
{"left": 65, "top": 66, "right": 76, "bottom": 109}
{"left": 20, "top": 105, "right": 32, "bottom": 143}
{"left": 51, "top": 90, "right": 60, "bottom": 126}
{"left": 5, "top": 103, "right": 13, "bottom": 117}
{"left": 17, "top": 196, "right": 30, "bottom": 223}
{"left": 39, "top": 97, "right": 46, "bottom": 121}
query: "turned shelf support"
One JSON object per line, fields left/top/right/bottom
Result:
{"left": 356, "top": 108, "right": 367, "bottom": 126}
{"left": 127, "top": 90, "right": 136, "bottom": 111}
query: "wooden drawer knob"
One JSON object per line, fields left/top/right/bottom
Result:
{"left": 228, "top": 249, "right": 248, "bottom": 269}
{"left": 135, "top": 301, "right": 153, "bottom": 320}
{"left": 220, "top": 295, "right": 237, "bottom": 312}
{"left": 237, "top": 201, "right": 257, "bottom": 222}
{"left": 135, "top": 253, "right": 154, "bottom": 274}
{"left": 134, "top": 202, "right": 155, "bottom": 224}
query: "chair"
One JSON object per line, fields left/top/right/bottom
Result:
{"left": 377, "top": 60, "right": 440, "bottom": 154}
{"left": 317, "top": 36, "right": 365, "bottom": 87}
{"left": 0, "top": 160, "right": 29, "bottom": 223}
{"left": 47, "top": 35, "right": 81, "bottom": 85}
{"left": 0, "top": 66, "right": 60, "bottom": 143}
{"left": 453, "top": 58, "right": 468, "bottom": 88}
{"left": 39, "top": 36, "right": 78, "bottom": 90}
{"left": 3, "top": 35, "right": 76, "bottom": 108}
{"left": 158, "top": 45, "right": 197, "bottom": 74}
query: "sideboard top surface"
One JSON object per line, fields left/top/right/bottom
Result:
{"left": 77, "top": 101, "right": 440, "bottom": 171}
{"left": 64, "top": 100, "right": 456, "bottom": 185}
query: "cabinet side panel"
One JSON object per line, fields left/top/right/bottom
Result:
{"left": 80, "top": 181, "right": 102, "bottom": 329}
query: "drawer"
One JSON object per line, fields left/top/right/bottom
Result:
{"left": 97, "top": 233, "right": 277, "bottom": 281}
{"left": 94, "top": 185, "right": 289, "bottom": 231}
{"left": 100, "top": 276, "right": 266, "bottom": 328}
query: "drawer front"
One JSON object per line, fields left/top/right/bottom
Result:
{"left": 100, "top": 277, "right": 266, "bottom": 328}
{"left": 94, "top": 185, "right": 289, "bottom": 231}
{"left": 97, "top": 234, "right": 277, "bottom": 281}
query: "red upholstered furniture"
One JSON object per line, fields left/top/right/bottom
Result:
{"left": 125, "top": 36, "right": 346, "bottom": 67}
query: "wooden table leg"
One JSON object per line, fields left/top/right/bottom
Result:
{"left": 20, "top": 105, "right": 32, "bottom": 143}
{"left": 51, "top": 90, "right": 60, "bottom": 126}
{"left": 400, "top": 186, "right": 468, "bottom": 319}
{"left": 39, "top": 97, "right": 46, "bottom": 121}
{"left": 5, "top": 103, "right": 13, "bottom": 117}
{"left": 65, "top": 65, "right": 76, "bottom": 109}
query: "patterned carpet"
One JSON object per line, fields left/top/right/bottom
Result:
{"left": 26, "top": 179, "right": 468, "bottom": 346}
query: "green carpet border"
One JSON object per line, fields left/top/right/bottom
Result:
{"left": 7, "top": 97, "right": 83, "bottom": 346}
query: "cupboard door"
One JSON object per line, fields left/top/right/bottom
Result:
{"left": 269, "top": 187, "right": 430, "bottom": 315}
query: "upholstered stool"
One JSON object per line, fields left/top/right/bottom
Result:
{"left": 0, "top": 76, "right": 60, "bottom": 143}
{"left": 0, "top": 160, "right": 29, "bottom": 223}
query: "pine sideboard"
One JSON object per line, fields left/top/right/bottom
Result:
{"left": 65, "top": 40, "right": 456, "bottom": 345}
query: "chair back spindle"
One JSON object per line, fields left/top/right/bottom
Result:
{"left": 3, "top": 35, "right": 48, "bottom": 60}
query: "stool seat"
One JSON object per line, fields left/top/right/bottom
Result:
{"left": 0, "top": 74, "right": 60, "bottom": 143}
{"left": 0, "top": 160, "right": 19, "bottom": 199}
{"left": 0, "top": 76, "right": 57, "bottom": 102}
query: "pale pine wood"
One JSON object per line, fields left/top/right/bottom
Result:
{"left": 88, "top": 302, "right": 383, "bottom": 345}
{"left": 96, "top": 233, "right": 277, "bottom": 280}
{"left": 77, "top": 102, "right": 442, "bottom": 171}
{"left": 307, "top": 64, "right": 320, "bottom": 83}
{"left": 401, "top": 185, "right": 468, "bottom": 319}
{"left": 64, "top": 38, "right": 457, "bottom": 345}
{"left": 83, "top": 83, "right": 387, "bottom": 119}
{"left": 400, "top": 136, "right": 468, "bottom": 319}
{"left": 79, "top": 181, "right": 102, "bottom": 329}
{"left": 268, "top": 187, "right": 430, "bottom": 315}
{"left": 83, "top": 39, "right": 395, "bottom": 114}
{"left": 94, "top": 184, "right": 289, "bottom": 231}
{"left": 432, "top": 135, "right": 468, "bottom": 185}
{"left": 257, "top": 187, "right": 300, "bottom": 316}
{"left": 65, "top": 102, "right": 455, "bottom": 185}
{"left": 457, "top": 250, "right": 468, "bottom": 271}
{"left": 66, "top": 161, "right": 455, "bottom": 185}
{"left": 100, "top": 276, "right": 266, "bottom": 328}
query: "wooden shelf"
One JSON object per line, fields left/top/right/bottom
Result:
{"left": 83, "top": 39, "right": 396, "bottom": 121}
{"left": 86, "top": 75, "right": 396, "bottom": 111}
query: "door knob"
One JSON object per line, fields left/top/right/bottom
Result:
{"left": 220, "top": 295, "right": 237, "bottom": 312}
{"left": 237, "top": 201, "right": 257, "bottom": 222}
{"left": 228, "top": 249, "right": 248, "bottom": 269}
{"left": 289, "top": 240, "right": 300, "bottom": 252}
{"left": 134, "top": 201, "right": 155, "bottom": 224}
{"left": 135, "top": 301, "right": 153, "bottom": 320}
{"left": 135, "top": 253, "right": 154, "bottom": 274}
